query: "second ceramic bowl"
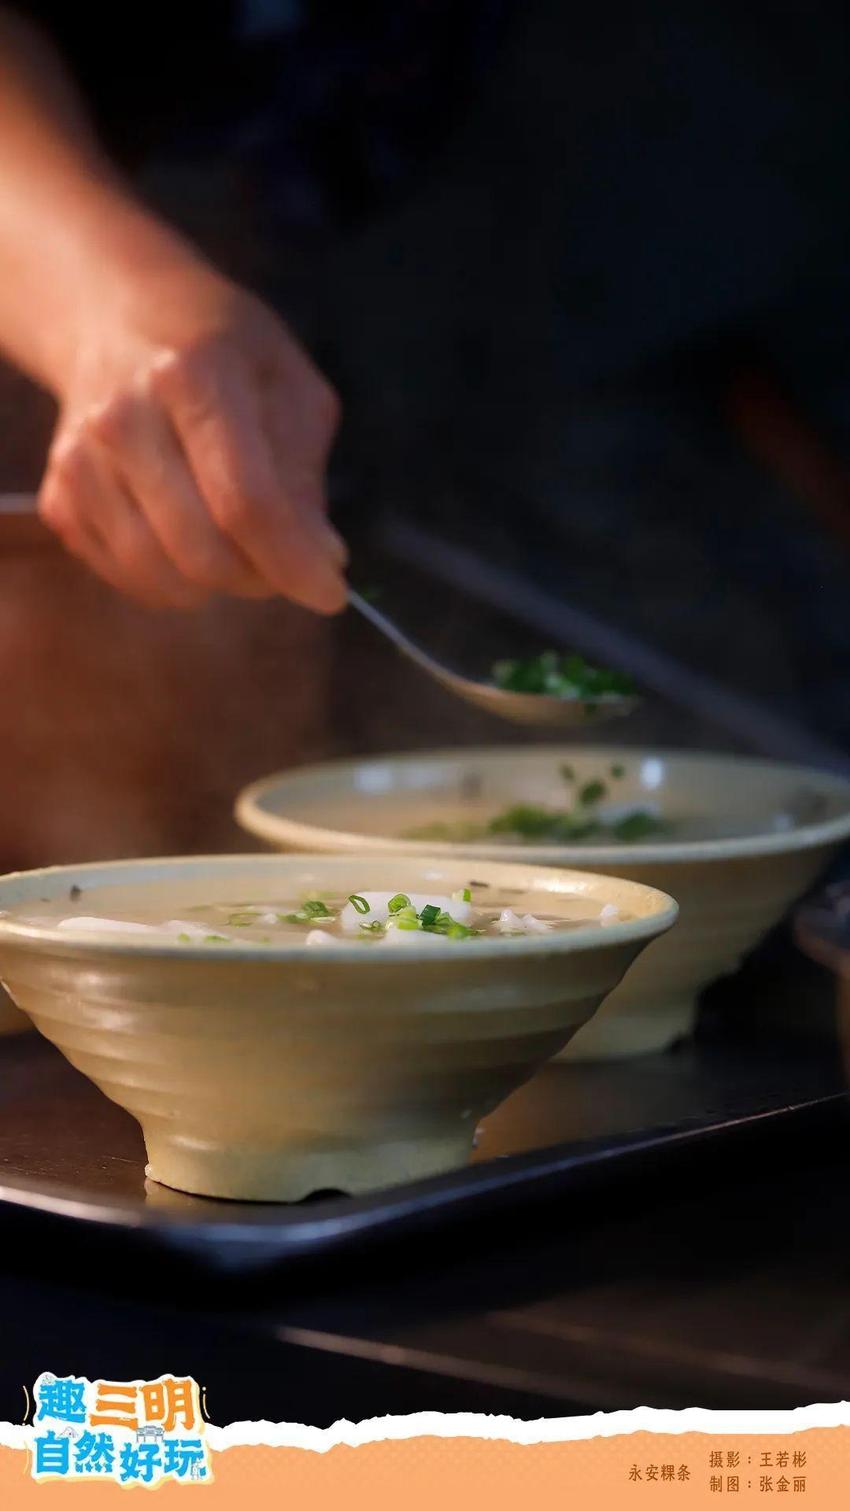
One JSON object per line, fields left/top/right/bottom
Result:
{"left": 236, "top": 747, "right": 850, "bottom": 1060}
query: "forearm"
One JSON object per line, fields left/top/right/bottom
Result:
{"left": 0, "top": 10, "right": 346, "bottom": 615}
{"left": 0, "top": 8, "right": 198, "bottom": 394}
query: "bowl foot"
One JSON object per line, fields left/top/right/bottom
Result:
{"left": 143, "top": 1126, "right": 477, "bottom": 1203}
{"left": 557, "top": 995, "right": 698, "bottom": 1061}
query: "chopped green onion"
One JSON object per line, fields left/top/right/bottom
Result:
{"left": 395, "top": 916, "right": 421, "bottom": 931}
{"left": 204, "top": 934, "right": 228, "bottom": 944}
{"left": 560, "top": 764, "right": 575, "bottom": 783}
{"left": 421, "top": 909, "right": 466, "bottom": 935}
{"left": 447, "top": 922, "right": 473, "bottom": 939}
{"left": 177, "top": 932, "right": 193, "bottom": 943}
{"left": 611, "top": 763, "right": 625, "bottom": 779}
{"left": 394, "top": 906, "right": 419, "bottom": 928}
{"left": 451, "top": 887, "right": 472, "bottom": 903}
{"left": 579, "top": 780, "right": 607, "bottom": 807}
{"left": 486, "top": 797, "right": 665, "bottom": 844}
{"left": 419, "top": 904, "right": 440, "bottom": 927}
{"left": 359, "top": 919, "right": 385, "bottom": 934}
{"left": 388, "top": 893, "right": 411, "bottom": 914}
{"left": 302, "top": 899, "right": 333, "bottom": 918}
{"left": 348, "top": 894, "right": 370, "bottom": 915}
{"left": 489, "top": 804, "right": 597, "bottom": 842}
{"left": 611, "top": 811, "right": 667, "bottom": 841}
{"left": 491, "top": 651, "right": 635, "bottom": 700}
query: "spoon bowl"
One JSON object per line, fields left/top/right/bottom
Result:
{"left": 349, "top": 591, "right": 639, "bottom": 728}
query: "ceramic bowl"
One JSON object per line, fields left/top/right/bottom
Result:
{"left": 0, "top": 853, "right": 675, "bottom": 1200}
{"left": 236, "top": 747, "right": 850, "bottom": 1060}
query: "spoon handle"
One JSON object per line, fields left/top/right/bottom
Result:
{"left": 348, "top": 589, "right": 449, "bottom": 682}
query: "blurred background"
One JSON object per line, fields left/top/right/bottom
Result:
{"left": 3, "top": 0, "right": 850, "bottom": 867}
{"left": 4, "top": 2, "right": 850, "bottom": 1412}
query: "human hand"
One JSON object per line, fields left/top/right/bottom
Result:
{"left": 38, "top": 253, "right": 347, "bottom": 612}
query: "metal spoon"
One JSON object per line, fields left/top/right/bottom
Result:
{"left": 348, "top": 589, "right": 638, "bottom": 727}
{"left": 0, "top": 494, "right": 635, "bottom": 727}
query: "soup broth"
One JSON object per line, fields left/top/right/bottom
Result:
{"left": 4, "top": 883, "right": 629, "bottom": 947}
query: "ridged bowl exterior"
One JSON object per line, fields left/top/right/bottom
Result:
{"left": 0, "top": 855, "right": 675, "bottom": 1199}
{"left": 553, "top": 847, "right": 839, "bottom": 1057}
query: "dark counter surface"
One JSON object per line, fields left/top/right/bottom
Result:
{"left": 3, "top": 352, "right": 850, "bottom": 1424}
{"left": 0, "top": 943, "right": 847, "bottom": 1424}
{"left": 0, "top": 1041, "right": 848, "bottom": 1426}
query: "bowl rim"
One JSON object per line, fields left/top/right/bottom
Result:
{"left": 235, "top": 745, "right": 850, "bottom": 867}
{"left": 0, "top": 853, "right": 678, "bottom": 963}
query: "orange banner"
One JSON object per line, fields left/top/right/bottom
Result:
{"left": 0, "top": 1427, "right": 848, "bottom": 1508}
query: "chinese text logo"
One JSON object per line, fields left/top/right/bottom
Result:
{"left": 31, "top": 1373, "right": 210, "bottom": 1486}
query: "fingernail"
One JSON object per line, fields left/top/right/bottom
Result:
{"left": 315, "top": 519, "right": 349, "bottom": 566}
{"left": 303, "top": 563, "right": 349, "bottom": 616}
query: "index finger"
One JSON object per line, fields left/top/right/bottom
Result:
{"left": 153, "top": 344, "right": 348, "bottom": 614}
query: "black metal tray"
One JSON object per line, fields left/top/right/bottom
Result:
{"left": 0, "top": 1020, "right": 846, "bottom": 1281}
